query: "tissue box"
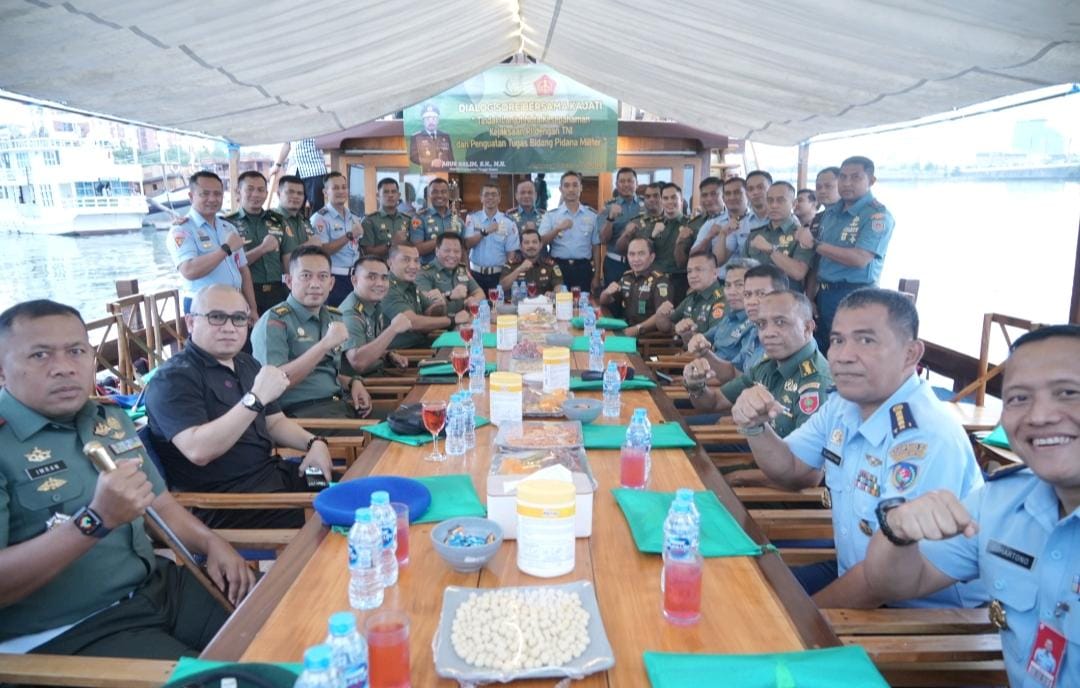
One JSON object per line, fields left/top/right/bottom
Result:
{"left": 487, "top": 447, "right": 597, "bottom": 538}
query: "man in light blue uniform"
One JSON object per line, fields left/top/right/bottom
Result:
{"left": 506, "top": 178, "right": 545, "bottom": 234}
{"left": 463, "top": 182, "right": 519, "bottom": 293}
{"left": 596, "top": 167, "right": 642, "bottom": 286}
{"left": 796, "top": 156, "right": 895, "bottom": 354}
{"left": 688, "top": 176, "right": 730, "bottom": 258}
{"left": 714, "top": 176, "right": 766, "bottom": 280}
{"left": 865, "top": 324, "right": 1080, "bottom": 688}
{"left": 538, "top": 171, "right": 600, "bottom": 294}
{"left": 168, "top": 170, "right": 257, "bottom": 315}
{"left": 411, "top": 178, "right": 458, "bottom": 265}
{"left": 689, "top": 258, "right": 757, "bottom": 360}
{"left": 732, "top": 288, "right": 986, "bottom": 608}
{"left": 310, "top": 171, "right": 362, "bottom": 307}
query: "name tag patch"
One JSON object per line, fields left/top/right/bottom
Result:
{"left": 822, "top": 447, "right": 842, "bottom": 465}
{"left": 25, "top": 460, "right": 68, "bottom": 480}
{"left": 110, "top": 437, "right": 144, "bottom": 455}
{"left": 987, "top": 539, "right": 1035, "bottom": 570}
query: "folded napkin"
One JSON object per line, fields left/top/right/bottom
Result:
{"left": 570, "top": 316, "right": 629, "bottom": 330}
{"left": 412, "top": 474, "right": 487, "bottom": 524}
{"left": 363, "top": 417, "right": 490, "bottom": 446}
{"left": 582, "top": 422, "right": 695, "bottom": 449}
{"left": 420, "top": 361, "right": 497, "bottom": 377}
{"left": 612, "top": 489, "right": 764, "bottom": 557}
{"left": 569, "top": 376, "right": 656, "bottom": 391}
{"left": 981, "top": 425, "right": 1011, "bottom": 449}
{"left": 643, "top": 646, "right": 888, "bottom": 688}
{"left": 431, "top": 331, "right": 498, "bottom": 349}
{"left": 570, "top": 335, "right": 637, "bottom": 353}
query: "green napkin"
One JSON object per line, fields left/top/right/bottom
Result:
{"left": 432, "top": 331, "right": 498, "bottom": 349}
{"left": 643, "top": 646, "right": 888, "bottom": 688}
{"left": 571, "top": 316, "right": 629, "bottom": 330}
{"left": 413, "top": 473, "right": 487, "bottom": 523}
{"left": 420, "top": 361, "right": 497, "bottom": 377}
{"left": 982, "top": 425, "right": 1011, "bottom": 449}
{"left": 613, "top": 489, "right": 764, "bottom": 557}
{"left": 582, "top": 422, "right": 695, "bottom": 449}
{"left": 167, "top": 657, "right": 302, "bottom": 683}
{"left": 569, "top": 376, "right": 656, "bottom": 391}
{"left": 363, "top": 417, "right": 490, "bottom": 446}
{"left": 570, "top": 335, "right": 637, "bottom": 353}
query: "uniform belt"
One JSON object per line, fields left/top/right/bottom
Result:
{"left": 606, "top": 252, "right": 626, "bottom": 263}
{"left": 556, "top": 258, "right": 590, "bottom": 266}
{"left": 818, "top": 280, "right": 870, "bottom": 291}
{"left": 469, "top": 262, "right": 502, "bottom": 275}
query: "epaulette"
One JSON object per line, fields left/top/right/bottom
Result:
{"left": 652, "top": 270, "right": 665, "bottom": 279}
{"left": 985, "top": 463, "right": 1029, "bottom": 481}
{"left": 422, "top": 262, "right": 436, "bottom": 270}
{"left": 326, "top": 306, "right": 342, "bottom": 315}
{"left": 272, "top": 305, "right": 291, "bottom": 317}
{"left": 222, "top": 210, "right": 241, "bottom": 221}
{"left": 870, "top": 199, "right": 886, "bottom": 210}
{"left": 800, "top": 359, "right": 816, "bottom": 376}
{"left": 353, "top": 301, "right": 364, "bottom": 313}
{"left": 889, "top": 402, "right": 917, "bottom": 437}
{"left": 316, "top": 207, "right": 331, "bottom": 215}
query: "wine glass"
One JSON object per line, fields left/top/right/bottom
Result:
{"left": 468, "top": 301, "right": 480, "bottom": 317}
{"left": 460, "top": 323, "right": 474, "bottom": 345}
{"left": 616, "top": 359, "right": 629, "bottom": 381}
{"left": 422, "top": 400, "right": 447, "bottom": 462}
{"left": 526, "top": 282, "right": 538, "bottom": 298}
{"left": 451, "top": 349, "right": 470, "bottom": 390}
{"left": 488, "top": 287, "right": 499, "bottom": 306}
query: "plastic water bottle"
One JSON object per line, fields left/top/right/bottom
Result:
{"left": 469, "top": 333, "right": 486, "bottom": 395}
{"left": 662, "top": 499, "right": 703, "bottom": 625}
{"left": 476, "top": 302, "right": 490, "bottom": 334}
{"left": 638, "top": 408, "right": 653, "bottom": 454}
{"left": 348, "top": 508, "right": 384, "bottom": 610}
{"left": 369, "top": 492, "right": 398, "bottom": 587}
{"left": 588, "top": 328, "right": 604, "bottom": 372}
{"left": 516, "top": 279, "right": 527, "bottom": 303}
{"left": 461, "top": 391, "right": 477, "bottom": 450}
{"left": 445, "top": 393, "right": 467, "bottom": 456}
{"left": 675, "top": 487, "right": 701, "bottom": 535}
{"left": 602, "top": 360, "right": 621, "bottom": 418}
{"left": 496, "top": 283, "right": 505, "bottom": 305}
{"left": 621, "top": 410, "right": 652, "bottom": 489}
{"left": 325, "top": 612, "right": 369, "bottom": 688}
{"left": 578, "top": 290, "right": 590, "bottom": 312}
{"left": 583, "top": 303, "right": 597, "bottom": 338}
{"left": 294, "top": 644, "right": 338, "bottom": 688}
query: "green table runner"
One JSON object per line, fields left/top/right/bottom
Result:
{"left": 420, "top": 361, "right": 496, "bottom": 377}
{"left": 569, "top": 376, "right": 656, "bottom": 391}
{"left": 582, "top": 422, "right": 695, "bottom": 449}
{"left": 570, "top": 335, "right": 637, "bottom": 353}
{"left": 570, "top": 316, "right": 629, "bottom": 330}
{"left": 363, "top": 417, "right": 490, "bottom": 446}
{"left": 431, "top": 331, "right": 497, "bottom": 349}
{"left": 612, "top": 489, "right": 765, "bottom": 557}
{"left": 981, "top": 425, "right": 1011, "bottom": 449}
{"left": 413, "top": 474, "right": 487, "bottom": 524}
{"left": 167, "top": 657, "right": 301, "bottom": 684}
{"left": 643, "top": 646, "right": 888, "bottom": 688}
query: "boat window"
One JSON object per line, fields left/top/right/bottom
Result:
{"left": 347, "top": 164, "right": 365, "bottom": 216}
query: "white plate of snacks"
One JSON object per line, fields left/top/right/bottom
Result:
{"left": 431, "top": 580, "right": 614, "bottom": 683}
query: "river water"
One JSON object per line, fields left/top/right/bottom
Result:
{"left": 1, "top": 179, "right": 1077, "bottom": 358}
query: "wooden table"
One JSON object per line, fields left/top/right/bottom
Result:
{"left": 202, "top": 345, "right": 836, "bottom": 685}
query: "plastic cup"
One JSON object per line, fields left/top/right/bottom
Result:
{"left": 391, "top": 502, "right": 409, "bottom": 565}
{"left": 366, "top": 610, "right": 411, "bottom": 688}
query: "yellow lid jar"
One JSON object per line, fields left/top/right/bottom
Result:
{"left": 488, "top": 371, "right": 522, "bottom": 426}
{"left": 496, "top": 314, "right": 518, "bottom": 351}
{"left": 542, "top": 346, "right": 571, "bottom": 393}
{"left": 555, "top": 291, "right": 573, "bottom": 321}
{"left": 516, "top": 478, "right": 576, "bottom": 577}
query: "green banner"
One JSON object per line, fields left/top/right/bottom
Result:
{"left": 405, "top": 64, "right": 617, "bottom": 175}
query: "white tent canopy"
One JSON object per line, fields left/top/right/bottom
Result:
{"left": 2, "top": 0, "right": 1077, "bottom": 145}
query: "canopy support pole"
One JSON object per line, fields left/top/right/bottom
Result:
{"left": 1071, "top": 217, "right": 1080, "bottom": 324}
{"left": 796, "top": 141, "right": 810, "bottom": 191}
{"left": 227, "top": 143, "right": 240, "bottom": 211}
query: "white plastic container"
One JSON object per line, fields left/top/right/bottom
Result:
{"left": 542, "top": 346, "right": 571, "bottom": 394}
{"left": 488, "top": 372, "right": 523, "bottom": 426}
{"left": 555, "top": 291, "right": 573, "bottom": 321}
{"left": 488, "top": 451, "right": 597, "bottom": 539}
{"left": 496, "top": 315, "right": 518, "bottom": 351}
{"left": 516, "top": 478, "right": 576, "bottom": 577}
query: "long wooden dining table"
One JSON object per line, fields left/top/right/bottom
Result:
{"left": 201, "top": 340, "right": 837, "bottom": 685}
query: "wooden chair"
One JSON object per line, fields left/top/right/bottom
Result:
{"left": 108, "top": 294, "right": 155, "bottom": 395}
{"left": 85, "top": 313, "right": 129, "bottom": 389}
{"left": 145, "top": 288, "right": 187, "bottom": 364}
{"left": 824, "top": 608, "right": 1007, "bottom": 687}
{"left": 951, "top": 313, "right": 1041, "bottom": 408}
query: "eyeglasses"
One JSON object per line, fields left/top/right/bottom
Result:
{"left": 192, "top": 311, "right": 249, "bottom": 327}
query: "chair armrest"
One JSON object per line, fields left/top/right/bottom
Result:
{"left": 0, "top": 654, "right": 176, "bottom": 688}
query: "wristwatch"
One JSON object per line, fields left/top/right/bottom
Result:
{"left": 306, "top": 435, "right": 329, "bottom": 451}
{"left": 345, "top": 230, "right": 354, "bottom": 241}
{"left": 220, "top": 242, "right": 233, "bottom": 256}
{"left": 241, "top": 392, "right": 264, "bottom": 413}
{"left": 875, "top": 497, "right": 916, "bottom": 546}
{"left": 72, "top": 506, "right": 110, "bottom": 539}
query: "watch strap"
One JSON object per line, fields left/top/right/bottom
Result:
{"left": 220, "top": 242, "right": 233, "bottom": 256}
{"left": 73, "top": 506, "right": 111, "bottom": 539}
{"left": 875, "top": 497, "right": 916, "bottom": 547}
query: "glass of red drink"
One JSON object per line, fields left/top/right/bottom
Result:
{"left": 488, "top": 287, "right": 499, "bottom": 305}
{"left": 616, "top": 360, "right": 629, "bottom": 381}
{"left": 526, "top": 282, "right": 538, "bottom": 298}
{"left": 451, "top": 349, "right": 469, "bottom": 390}
{"left": 421, "top": 400, "right": 447, "bottom": 462}
{"left": 391, "top": 502, "right": 409, "bottom": 566}
{"left": 459, "top": 324, "right": 474, "bottom": 344}
{"left": 571, "top": 285, "right": 581, "bottom": 304}
{"left": 468, "top": 301, "right": 480, "bottom": 317}
{"left": 663, "top": 555, "right": 703, "bottom": 625}
{"left": 620, "top": 446, "right": 648, "bottom": 489}
{"left": 365, "top": 610, "right": 411, "bottom": 687}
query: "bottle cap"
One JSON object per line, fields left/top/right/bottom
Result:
{"left": 676, "top": 488, "right": 694, "bottom": 503}
{"left": 303, "top": 644, "right": 333, "bottom": 670}
{"left": 328, "top": 611, "right": 357, "bottom": 635}
{"left": 354, "top": 507, "right": 373, "bottom": 523}
{"left": 606, "top": 360, "right": 618, "bottom": 372}
{"left": 370, "top": 491, "right": 389, "bottom": 505}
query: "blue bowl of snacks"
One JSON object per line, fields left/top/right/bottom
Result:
{"left": 431, "top": 517, "right": 503, "bottom": 573}
{"left": 561, "top": 397, "right": 603, "bottom": 424}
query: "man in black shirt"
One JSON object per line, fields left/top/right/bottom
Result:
{"left": 146, "top": 284, "right": 333, "bottom": 529}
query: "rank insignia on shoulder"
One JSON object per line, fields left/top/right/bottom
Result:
{"left": 354, "top": 302, "right": 364, "bottom": 313}
{"left": 890, "top": 402, "right": 917, "bottom": 436}
{"left": 326, "top": 306, "right": 342, "bottom": 315}
{"left": 109, "top": 437, "right": 144, "bottom": 455}
{"left": 93, "top": 422, "right": 111, "bottom": 437}
{"left": 800, "top": 360, "right": 815, "bottom": 376}
{"left": 273, "top": 306, "right": 291, "bottom": 316}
